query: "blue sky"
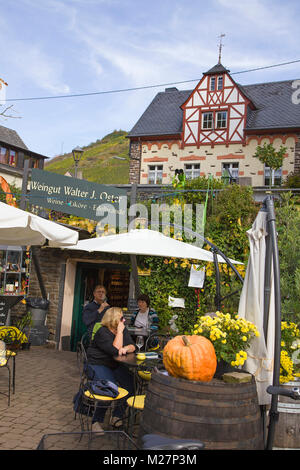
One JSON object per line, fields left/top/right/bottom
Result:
{"left": 0, "top": 0, "right": 300, "bottom": 160}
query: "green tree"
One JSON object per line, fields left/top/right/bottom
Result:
{"left": 254, "top": 143, "right": 287, "bottom": 189}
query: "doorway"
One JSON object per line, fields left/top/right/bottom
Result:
{"left": 70, "top": 262, "right": 130, "bottom": 351}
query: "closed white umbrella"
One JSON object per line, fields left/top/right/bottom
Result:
{"left": 64, "top": 228, "right": 242, "bottom": 264}
{"left": 0, "top": 201, "right": 78, "bottom": 247}
{"left": 238, "top": 210, "right": 275, "bottom": 405}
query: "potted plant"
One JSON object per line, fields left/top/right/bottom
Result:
{"left": 192, "top": 311, "right": 260, "bottom": 377}
{"left": 15, "top": 311, "right": 33, "bottom": 350}
{"left": 0, "top": 326, "right": 27, "bottom": 351}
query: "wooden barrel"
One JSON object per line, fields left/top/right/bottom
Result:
{"left": 273, "top": 380, "right": 300, "bottom": 449}
{"left": 138, "top": 371, "right": 264, "bottom": 450}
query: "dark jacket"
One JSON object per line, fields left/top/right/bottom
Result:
{"left": 87, "top": 325, "right": 136, "bottom": 369}
{"left": 82, "top": 300, "right": 110, "bottom": 341}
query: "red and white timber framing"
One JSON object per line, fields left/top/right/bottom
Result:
{"left": 181, "top": 73, "right": 253, "bottom": 147}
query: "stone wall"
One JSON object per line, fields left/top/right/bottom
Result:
{"left": 11, "top": 247, "right": 130, "bottom": 342}
{"left": 10, "top": 248, "right": 67, "bottom": 341}
{"left": 294, "top": 134, "right": 300, "bottom": 173}
{"left": 130, "top": 134, "right": 297, "bottom": 186}
{"left": 129, "top": 141, "right": 141, "bottom": 184}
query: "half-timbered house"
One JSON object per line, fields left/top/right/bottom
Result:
{"left": 128, "top": 63, "right": 300, "bottom": 186}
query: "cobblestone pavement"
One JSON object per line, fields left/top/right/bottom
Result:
{"left": 0, "top": 345, "right": 81, "bottom": 450}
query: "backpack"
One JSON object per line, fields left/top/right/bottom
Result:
{"left": 91, "top": 322, "right": 102, "bottom": 341}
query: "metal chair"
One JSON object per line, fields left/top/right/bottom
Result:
{"left": 125, "top": 361, "right": 163, "bottom": 437}
{"left": 145, "top": 333, "right": 172, "bottom": 352}
{"left": 78, "top": 376, "right": 129, "bottom": 434}
{"left": 36, "top": 431, "right": 204, "bottom": 450}
{"left": 0, "top": 340, "right": 12, "bottom": 406}
{"left": 76, "top": 332, "right": 89, "bottom": 376}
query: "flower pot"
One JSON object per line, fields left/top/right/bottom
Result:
{"left": 214, "top": 359, "right": 235, "bottom": 379}
{"left": 6, "top": 342, "right": 22, "bottom": 351}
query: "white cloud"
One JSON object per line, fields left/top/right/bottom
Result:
{"left": 14, "top": 45, "right": 70, "bottom": 94}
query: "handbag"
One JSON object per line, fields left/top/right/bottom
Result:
{"left": 89, "top": 379, "right": 119, "bottom": 398}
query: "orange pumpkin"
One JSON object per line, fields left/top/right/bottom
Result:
{"left": 163, "top": 335, "right": 217, "bottom": 382}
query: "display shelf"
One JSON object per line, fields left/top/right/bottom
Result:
{"left": 107, "top": 269, "right": 130, "bottom": 308}
{"left": 0, "top": 246, "right": 31, "bottom": 296}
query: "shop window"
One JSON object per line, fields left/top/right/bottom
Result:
{"left": 184, "top": 163, "right": 200, "bottom": 180}
{"left": 148, "top": 165, "right": 163, "bottom": 184}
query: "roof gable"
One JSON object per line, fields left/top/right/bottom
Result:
{"left": 128, "top": 73, "right": 300, "bottom": 138}
{"left": 0, "top": 125, "right": 28, "bottom": 150}
{"left": 203, "top": 62, "right": 230, "bottom": 75}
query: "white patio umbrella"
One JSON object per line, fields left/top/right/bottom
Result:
{"left": 238, "top": 210, "right": 275, "bottom": 405}
{"left": 64, "top": 228, "right": 242, "bottom": 264}
{"left": 0, "top": 201, "right": 79, "bottom": 247}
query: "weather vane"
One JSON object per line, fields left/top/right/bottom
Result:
{"left": 218, "top": 33, "right": 225, "bottom": 64}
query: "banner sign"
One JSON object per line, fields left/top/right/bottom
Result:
{"left": 29, "top": 169, "right": 127, "bottom": 221}
{"left": 188, "top": 265, "right": 206, "bottom": 288}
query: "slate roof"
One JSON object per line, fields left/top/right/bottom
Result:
{"left": 128, "top": 77, "right": 300, "bottom": 137}
{"left": 0, "top": 125, "right": 28, "bottom": 150}
{"left": 204, "top": 63, "right": 230, "bottom": 75}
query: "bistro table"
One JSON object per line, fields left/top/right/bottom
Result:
{"left": 113, "top": 352, "right": 164, "bottom": 435}
{"left": 113, "top": 352, "right": 164, "bottom": 394}
{"left": 113, "top": 352, "right": 162, "bottom": 369}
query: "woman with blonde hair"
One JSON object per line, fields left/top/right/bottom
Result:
{"left": 86, "top": 307, "right": 136, "bottom": 432}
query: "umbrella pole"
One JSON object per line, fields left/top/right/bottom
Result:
{"left": 263, "top": 225, "right": 273, "bottom": 342}
{"left": 261, "top": 202, "right": 273, "bottom": 447}
{"left": 213, "top": 250, "right": 221, "bottom": 310}
{"left": 265, "top": 196, "right": 282, "bottom": 450}
{"left": 128, "top": 184, "right": 141, "bottom": 300}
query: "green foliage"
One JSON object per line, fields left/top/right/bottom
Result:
{"left": 276, "top": 192, "right": 300, "bottom": 324}
{"left": 254, "top": 143, "right": 286, "bottom": 170}
{"left": 283, "top": 172, "right": 300, "bottom": 188}
{"left": 45, "top": 130, "right": 129, "bottom": 184}
{"left": 137, "top": 182, "right": 258, "bottom": 334}
{"left": 206, "top": 185, "right": 258, "bottom": 261}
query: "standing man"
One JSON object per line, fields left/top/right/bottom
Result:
{"left": 82, "top": 285, "right": 110, "bottom": 342}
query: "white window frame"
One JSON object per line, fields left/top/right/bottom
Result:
{"left": 264, "top": 166, "right": 282, "bottom": 186}
{"left": 217, "top": 76, "right": 223, "bottom": 90}
{"left": 210, "top": 76, "right": 216, "bottom": 91}
{"left": 216, "top": 111, "right": 227, "bottom": 129}
{"left": 184, "top": 163, "right": 200, "bottom": 180}
{"left": 202, "top": 112, "right": 213, "bottom": 129}
{"left": 148, "top": 165, "right": 163, "bottom": 184}
{"left": 222, "top": 162, "right": 239, "bottom": 183}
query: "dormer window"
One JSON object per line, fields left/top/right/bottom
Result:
{"left": 217, "top": 76, "right": 223, "bottom": 90}
{"left": 210, "top": 77, "right": 216, "bottom": 91}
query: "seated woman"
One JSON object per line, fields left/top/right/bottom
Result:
{"left": 86, "top": 307, "right": 136, "bottom": 433}
{"left": 130, "top": 294, "right": 159, "bottom": 331}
